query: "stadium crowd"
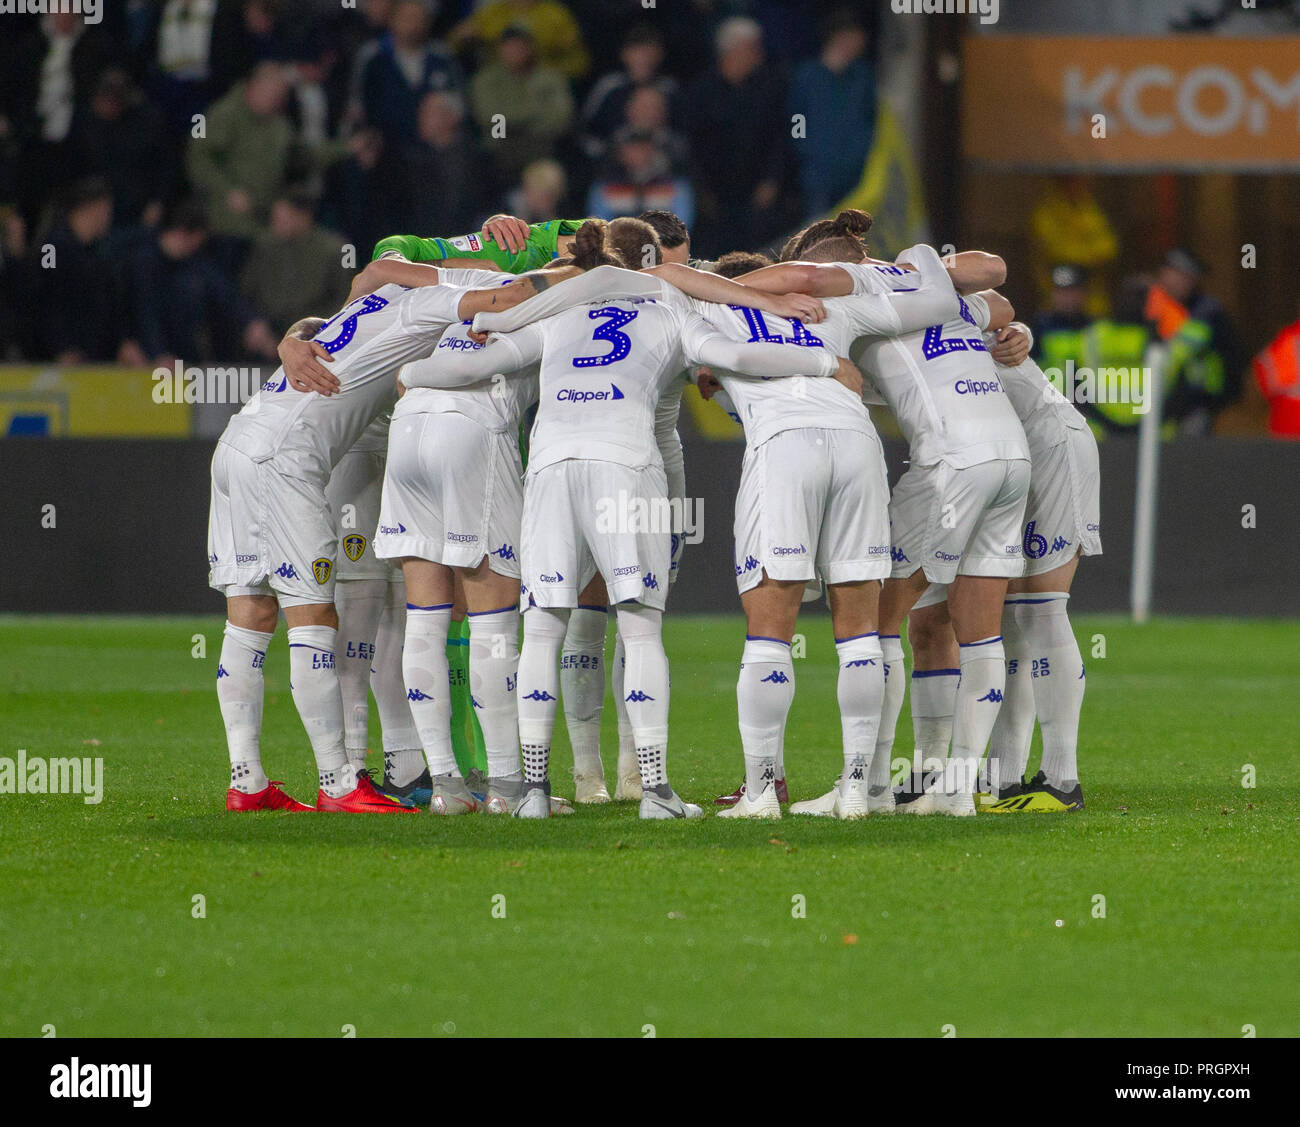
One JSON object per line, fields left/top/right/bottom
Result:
{"left": 0, "top": 0, "right": 878, "bottom": 366}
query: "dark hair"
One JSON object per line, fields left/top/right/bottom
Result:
{"left": 780, "top": 208, "right": 872, "bottom": 262}
{"left": 608, "top": 216, "right": 662, "bottom": 269}
{"left": 162, "top": 199, "right": 210, "bottom": 234}
{"left": 61, "top": 176, "right": 112, "bottom": 213}
{"left": 570, "top": 219, "right": 623, "bottom": 270}
{"left": 711, "top": 250, "right": 773, "bottom": 279}
{"left": 637, "top": 209, "right": 689, "bottom": 251}
{"left": 624, "top": 22, "right": 664, "bottom": 49}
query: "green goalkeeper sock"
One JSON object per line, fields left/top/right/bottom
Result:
{"left": 447, "top": 618, "right": 488, "bottom": 776}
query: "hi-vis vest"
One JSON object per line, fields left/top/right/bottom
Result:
{"left": 1253, "top": 320, "right": 1300, "bottom": 437}
{"left": 1080, "top": 320, "right": 1170, "bottom": 434}
{"left": 1037, "top": 325, "right": 1087, "bottom": 385}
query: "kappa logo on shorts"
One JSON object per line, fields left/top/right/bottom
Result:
{"left": 447, "top": 531, "right": 477, "bottom": 543}
{"left": 1050, "top": 535, "right": 1073, "bottom": 554}
{"left": 343, "top": 535, "right": 367, "bottom": 562}
{"left": 236, "top": 553, "right": 258, "bottom": 565}
{"left": 312, "top": 557, "right": 333, "bottom": 584}
{"left": 275, "top": 562, "right": 299, "bottom": 580}
{"left": 208, "top": 552, "right": 218, "bottom": 565}
{"left": 891, "top": 547, "right": 910, "bottom": 563}
{"left": 642, "top": 573, "right": 659, "bottom": 590}
{"left": 735, "top": 554, "right": 760, "bottom": 576}
{"left": 490, "top": 543, "right": 516, "bottom": 561}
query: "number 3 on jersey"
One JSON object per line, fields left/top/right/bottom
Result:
{"left": 573, "top": 307, "right": 638, "bottom": 368}
{"left": 315, "top": 293, "right": 391, "bottom": 355}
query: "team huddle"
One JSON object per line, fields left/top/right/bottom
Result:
{"left": 208, "top": 205, "right": 1101, "bottom": 820}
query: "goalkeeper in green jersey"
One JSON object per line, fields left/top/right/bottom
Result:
{"left": 372, "top": 215, "right": 588, "bottom": 275}
{"left": 368, "top": 214, "right": 585, "bottom": 790}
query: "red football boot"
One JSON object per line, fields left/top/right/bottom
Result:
{"left": 714, "top": 777, "right": 789, "bottom": 806}
{"left": 226, "top": 781, "right": 316, "bottom": 812}
{"left": 316, "top": 769, "right": 419, "bottom": 813}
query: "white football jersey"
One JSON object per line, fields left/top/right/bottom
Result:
{"left": 988, "top": 346, "right": 1090, "bottom": 449}
{"left": 690, "top": 295, "right": 892, "bottom": 448}
{"left": 218, "top": 268, "right": 501, "bottom": 480}
{"left": 393, "top": 317, "right": 540, "bottom": 435}
{"left": 851, "top": 285, "right": 1029, "bottom": 468}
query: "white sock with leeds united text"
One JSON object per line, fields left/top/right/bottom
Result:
{"left": 334, "top": 577, "right": 387, "bottom": 769}
{"left": 218, "top": 622, "right": 273, "bottom": 793}
{"left": 561, "top": 606, "right": 608, "bottom": 776}
{"left": 1017, "top": 593, "right": 1085, "bottom": 789}
{"left": 868, "top": 635, "right": 906, "bottom": 792}
{"left": 949, "top": 636, "right": 1006, "bottom": 795}
{"left": 468, "top": 605, "right": 521, "bottom": 779}
{"left": 518, "top": 606, "right": 568, "bottom": 784}
{"left": 370, "top": 588, "right": 424, "bottom": 786}
{"left": 835, "top": 633, "right": 884, "bottom": 784}
{"left": 987, "top": 600, "right": 1035, "bottom": 791}
{"left": 736, "top": 636, "right": 794, "bottom": 797}
{"left": 611, "top": 631, "right": 637, "bottom": 781}
{"left": 287, "top": 625, "right": 350, "bottom": 795}
{"left": 616, "top": 603, "right": 671, "bottom": 791}
{"left": 911, "top": 667, "right": 959, "bottom": 767}
{"left": 402, "top": 603, "right": 456, "bottom": 777}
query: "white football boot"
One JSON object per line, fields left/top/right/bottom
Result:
{"left": 573, "top": 770, "right": 611, "bottom": 805}
{"left": 789, "top": 783, "right": 841, "bottom": 817}
{"left": 716, "top": 783, "right": 781, "bottom": 819}
{"left": 614, "top": 753, "right": 642, "bottom": 801}
{"left": 836, "top": 771, "right": 871, "bottom": 820}
{"left": 639, "top": 785, "right": 703, "bottom": 820}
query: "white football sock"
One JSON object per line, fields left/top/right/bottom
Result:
{"left": 1018, "top": 593, "right": 1085, "bottom": 789}
{"left": 561, "top": 605, "right": 608, "bottom": 776}
{"left": 518, "top": 605, "right": 568, "bottom": 783}
{"left": 736, "top": 636, "right": 794, "bottom": 796}
{"left": 287, "top": 624, "right": 349, "bottom": 794}
{"left": 987, "top": 600, "right": 1035, "bottom": 791}
{"left": 402, "top": 603, "right": 456, "bottom": 777}
{"left": 370, "top": 585, "right": 423, "bottom": 784}
{"left": 949, "top": 636, "right": 1006, "bottom": 795}
{"left": 616, "top": 603, "right": 671, "bottom": 792}
{"left": 868, "top": 634, "right": 906, "bottom": 791}
{"left": 611, "top": 631, "right": 637, "bottom": 780}
{"left": 835, "top": 632, "right": 884, "bottom": 783}
{"left": 468, "top": 605, "right": 521, "bottom": 779}
{"left": 333, "top": 577, "right": 386, "bottom": 768}
{"left": 910, "top": 666, "right": 958, "bottom": 767}
{"left": 218, "top": 622, "right": 273, "bottom": 793}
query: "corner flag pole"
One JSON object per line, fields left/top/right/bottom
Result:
{"left": 1130, "top": 345, "right": 1165, "bottom": 623}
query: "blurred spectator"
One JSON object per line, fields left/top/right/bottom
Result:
{"left": 1031, "top": 264, "right": 1094, "bottom": 374}
{"left": 621, "top": 85, "right": 688, "bottom": 167}
{"left": 578, "top": 23, "right": 679, "bottom": 162}
{"left": 1252, "top": 302, "right": 1300, "bottom": 438}
{"left": 588, "top": 129, "right": 694, "bottom": 230}
{"left": 240, "top": 190, "right": 352, "bottom": 337}
{"left": 686, "top": 18, "right": 791, "bottom": 255}
{"left": 789, "top": 9, "right": 875, "bottom": 218}
{"left": 1147, "top": 248, "right": 1243, "bottom": 433}
{"left": 390, "top": 91, "right": 498, "bottom": 237}
{"left": 342, "top": 0, "right": 398, "bottom": 133}
{"left": 506, "top": 159, "right": 568, "bottom": 224}
{"left": 0, "top": 204, "right": 26, "bottom": 359}
{"left": 68, "top": 70, "right": 172, "bottom": 229}
{"left": 0, "top": 11, "right": 115, "bottom": 229}
{"left": 23, "top": 177, "right": 125, "bottom": 363}
{"left": 451, "top": 0, "right": 590, "bottom": 79}
{"left": 143, "top": 0, "right": 285, "bottom": 136}
{"left": 285, "top": 27, "right": 345, "bottom": 146}
{"left": 1031, "top": 174, "right": 1119, "bottom": 318}
{"left": 361, "top": 0, "right": 462, "bottom": 146}
{"left": 471, "top": 26, "right": 574, "bottom": 182}
{"left": 187, "top": 62, "right": 346, "bottom": 268}
{"left": 120, "top": 200, "right": 279, "bottom": 365}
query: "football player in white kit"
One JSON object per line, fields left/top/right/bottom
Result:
{"left": 209, "top": 264, "right": 555, "bottom": 813}
{"left": 401, "top": 261, "right": 859, "bottom": 819}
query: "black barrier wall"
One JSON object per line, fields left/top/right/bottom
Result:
{"left": 2, "top": 438, "right": 1298, "bottom": 616}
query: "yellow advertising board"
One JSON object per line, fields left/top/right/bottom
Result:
{"left": 963, "top": 37, "right": 1300, "bottom": 170}
{"left": 0, "top": 366, "right": 191, "bottom": 437}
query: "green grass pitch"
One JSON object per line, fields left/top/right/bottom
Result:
{"left": 1, "top": 613, "right": 1297, "bottom": 1037}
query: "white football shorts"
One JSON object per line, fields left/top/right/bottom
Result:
{"left": 374, "top": 411, "right": 523, "bottom": 578}
{"left": 733, "top": 427, "right": 891, "bottom": 596}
